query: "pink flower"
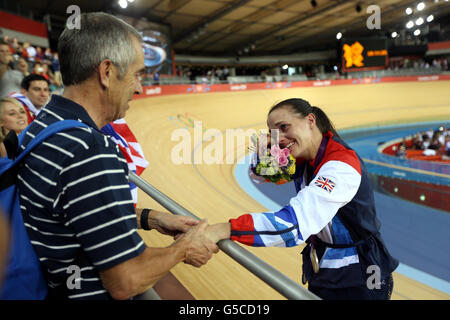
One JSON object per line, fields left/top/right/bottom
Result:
{"left": 278, "top": 155, "right": 288, "bottom": 166}
{"left": 270, "top": 145, "right": 281, "bottom": 158}
{"left": 281, "top": 148, "right": 290, "bottom": 157}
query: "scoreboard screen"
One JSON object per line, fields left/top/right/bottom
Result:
{"left": 117, "top": 14, "right": 173, "bottom": 75}
{"left": 341, "top": 37, "right": 388, "bottom": 72}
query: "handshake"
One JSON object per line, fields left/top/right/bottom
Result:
{"left": 145, "top": 210, "right": 231, "bottom": 268}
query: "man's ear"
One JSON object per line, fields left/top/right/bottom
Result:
{"left": 20, "top": 88, "right": 26, "bottom": 94}
{"left": 98, "top": 59, "right": 113, "bottom": 88}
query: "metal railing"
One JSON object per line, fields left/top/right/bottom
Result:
{"left": 129, "top": 172, "right": 320, "bottom": 300}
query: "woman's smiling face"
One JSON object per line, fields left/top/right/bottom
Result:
{"left": 267, "top": 105, "right": 318, "bottom": 161}
{"left": 0, "top": 101, "right": 28, "bottom": 135}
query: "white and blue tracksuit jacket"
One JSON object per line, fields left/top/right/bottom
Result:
{"left": 230, "top": 131, "right": 398, "bottom": 288}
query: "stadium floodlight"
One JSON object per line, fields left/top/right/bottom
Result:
{"left": 406, "top": 21, "right": 414, "bottom": 29}
{"left": 414, "top": 29, "right": 421, "bottom": 36}
{"left": 118, "top": 0, "right": 128, "bottom": 9}
{"left": 391, "top": 31, "right": 398, "bottom": 38}
{"left": 417, "top": 2, "right": 425, "bottom": 11}
{"left": 405, "top": 7, "right": 413, "bottom": 15}
{"left": 336, "top": 32, "right": 342, "bottom": 40}
{"left": 427, "top": 15, "right": 434, "bottom": 22}
{"left": 415, "top": 17, "right": 424, "bottom": 25}
{"left": 128, "top": 0, "right": 135, "bottom": 2}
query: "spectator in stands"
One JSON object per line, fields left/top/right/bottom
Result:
{"left": 25, "top": 42, "right": 36, "bottom": 62}
{"left": 50, "top": 52, "right": 62, "bottom": 87}
{"left": 153, "top": 71, "right": 160, "bottom": 85}
{"left": 0, "top": 40, "right": 28, "bottom": 97}
{"left": 428, "top": 132, "right": 442, "bottom": 151}
{"left": 35, "top": 47, "right": 44, "bottom": 63}
{"left": 412, "top": 134, "right": 423, "bottom": 150}
{"left": 422, "top": 134, "right": 430, "bottom": 149}
{"left": 14, "top": 74, "right": 50, "bottom": 123}
{"left": 11, "top": 37, "right": 20, "bottom": 53}
{"left": 0, "top": 97, "right": 28, "bottom": 143}
{"left": 17, "top": 12, "right": 218, "bottom": 300}
{"left": 2, "top": 36, "right": 13, "bottom": 53}
{"left": 32, "top": 62, "right": 49, "bottom": 80}
{"left": 21, "top": 42, "right": 30, "bottom": 60}
{"left": 396, "top": 139, "right": 407, "bottom": 158}
{"left": 445, "top": 135, "right": 450, "bottom": 158}
{"left": 44, "top": 47, "right": 53, "bottom": 61}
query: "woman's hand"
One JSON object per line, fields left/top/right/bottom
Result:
{"left": 204, "top": 222, "right": 231, "bottom": 244}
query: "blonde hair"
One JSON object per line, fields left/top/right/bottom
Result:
{"left": 0, "top": 97, "right": 27, "bottom": 142}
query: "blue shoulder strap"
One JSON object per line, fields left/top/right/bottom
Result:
{"left": 7, "top": 120, "right": 89, "bottom": 171}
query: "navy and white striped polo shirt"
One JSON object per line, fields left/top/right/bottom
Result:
{"left": 17, "top": 95, "right": 146, "bottom": 299}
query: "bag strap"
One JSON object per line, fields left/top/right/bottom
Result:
{"left": 313, "top": 233, "right": 374, "bottom": 249}
{"left": 5, "top": 120, "right": 89, "bottom": 171}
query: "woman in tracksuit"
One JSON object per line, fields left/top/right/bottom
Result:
{"left": 207, "top": 98, "right": 398, "bottom": 300}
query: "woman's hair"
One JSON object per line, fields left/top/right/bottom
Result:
{"left": 269, "top": 98, "right": 340, "bottom": 138}
{"left": 0, "top": 97, "right": 26, "bottom": 142}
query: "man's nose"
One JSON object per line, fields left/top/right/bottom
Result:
{"left": 135, "top": 80, "right": 143, "bottom": 95}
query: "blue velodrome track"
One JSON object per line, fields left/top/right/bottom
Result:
{"left": 235, "top": 121, "right": 450, "bottom": 294}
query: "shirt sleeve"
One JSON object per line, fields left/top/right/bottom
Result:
{"left": 230, "top": 160, "right": 361, "bottom": 247}
{"left": 57, "top": 133, "right": 145, "bottom": 271}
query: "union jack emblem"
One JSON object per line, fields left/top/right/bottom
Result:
{"left": 314, "top": 176, "right": 335, "bottom": 193}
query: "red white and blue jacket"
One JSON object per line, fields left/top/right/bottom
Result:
{"left": 231, "top": 131, "right": 398, "bottom": 288}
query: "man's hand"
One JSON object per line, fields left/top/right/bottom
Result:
{"left": 149, "top": 210, "right": 199, "bottom": 237}
{"left": 173, "top": 220, "right": 219, "bottom": 267}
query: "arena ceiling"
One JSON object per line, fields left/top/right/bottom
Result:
{"left": 15, "top": 0, "right": 450, "bottom": 56}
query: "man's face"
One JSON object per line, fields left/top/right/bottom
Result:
{"left": 109, "top": 36, "right": 145, "bottom": 121}
{"left": 24, "top": 80, "right": 50, "bottom": 109}
{"left": 0, "top": 44, "right": 12, "bottom": 65}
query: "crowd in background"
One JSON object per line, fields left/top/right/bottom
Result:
{"left": 0, "top": 36, "right": 53, "bottom": 148}
{"left": 388, "top": 57, "right": 448, "bottom": 71}
{"left": 174, "top": 55, "right": 449, "bottom": 85}
{"left": 396, "top": 125, "right": 450, "bottom": 159}
{"left": 1, "top": 35, "right": 63, "bottom": 94}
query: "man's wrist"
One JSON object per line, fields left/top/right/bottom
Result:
{"left": 140, "top": 208, "right": 152, "bottom": 230}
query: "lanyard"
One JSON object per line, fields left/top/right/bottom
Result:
{"left": 294, "top": 135, "right": 329, "bottom": 191}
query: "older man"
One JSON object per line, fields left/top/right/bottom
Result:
{"left": 17, "top": 12, "right": 218, "bottom": 300}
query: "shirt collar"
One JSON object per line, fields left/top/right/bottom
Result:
{"left": 44, "top": 94, "right": 99, "bottom": 130}
{"left": 308, "top": 131, "right": 333, "bottom": 168}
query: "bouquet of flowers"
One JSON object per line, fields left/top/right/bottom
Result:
{"left": 250, "top": 133, "right": 296, "bottom": 185}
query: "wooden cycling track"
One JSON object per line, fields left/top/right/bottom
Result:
{"left": 125, "top": 80, "right": 450, "bottom": 300}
